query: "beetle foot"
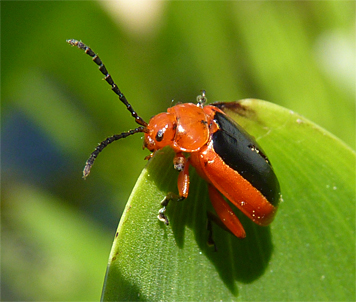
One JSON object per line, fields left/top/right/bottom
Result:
{"left": 207, "top": 215, "right": 218, "bottom": 252}
{"left": 158, "top": 206, "right": 169, "bottom": 225}
{"left": 157, "top": 194, "right": 172, "bottom": 225}
{"left": 157, "top": 193, "right": 185, "bottom": 226}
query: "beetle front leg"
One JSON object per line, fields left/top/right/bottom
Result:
{"left": 158, "top": 154, "right": 190, "bottom": 225}
{"left": 157, "top": 192, "right": 183, "bottom": 225}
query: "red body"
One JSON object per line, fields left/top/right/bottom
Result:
{"left": 68, "top": 39, "right": 279, "bottom": 240}
{"left": 144, "top": 103, "right": 279, "bottom": 238}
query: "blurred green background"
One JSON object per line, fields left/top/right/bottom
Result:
{"left": 2, "top": 1, "right": 355, "bottom": 300}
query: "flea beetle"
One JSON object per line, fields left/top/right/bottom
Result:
{"left": 67, "top": 39, "right": 281, "bottom": 243}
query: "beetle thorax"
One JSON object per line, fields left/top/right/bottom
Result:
{"left": 143, "top": 103, "right": 210, "bottom": 153}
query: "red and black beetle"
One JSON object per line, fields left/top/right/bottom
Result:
{"left": 67, "top": 39, "right": 281, "bottom": 243}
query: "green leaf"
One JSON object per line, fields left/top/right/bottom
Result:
{"left": 101, "top": 100, "right": 355, "bottom": 301}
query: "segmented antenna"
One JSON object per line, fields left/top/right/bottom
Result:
{"left": 67, "top": 39, "right": 150, "bottom": 178}
{"left": 66, "top": 39, "right": 147, "bottom": 127}
{"left": 83, "top": 127, "right": 146, "bottom": 179}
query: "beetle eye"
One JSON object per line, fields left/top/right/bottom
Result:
{"left": 155, "top": 130, "right": 164, "bottom": 142}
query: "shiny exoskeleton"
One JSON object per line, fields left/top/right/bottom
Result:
{"left": 67, "top": 39, "right": 281, "bottom": 243}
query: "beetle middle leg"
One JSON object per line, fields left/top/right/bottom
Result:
{"left": 157, "top": 154, "right": 190, "bottom": 225}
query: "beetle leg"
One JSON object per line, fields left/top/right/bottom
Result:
{"left": 206, "top": 211, "right": 218, "bottom": 251}
{"left": 157, "top": 192, "right": 183, "bottom": 225}
{"left": 206, "top": 210, "right": 232, "bottom": 250}
{"left": 173, "top": 152, "right": 186, "bottom": 171}
{"left": 157, "top": 155, "right": 190, "bottom": 225}
{"left": 208, "top": 185, "right": 246, "bottom": 239}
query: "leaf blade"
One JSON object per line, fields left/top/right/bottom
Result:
{"left": 102, "top": 100, "right": 355, "bottom": 301}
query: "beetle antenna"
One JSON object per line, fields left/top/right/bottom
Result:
{"left": 67, "top": 39, "right": 148, "bottom": 127}
{"left": 83, "top": 127, "right": 147, "bottom": 179}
